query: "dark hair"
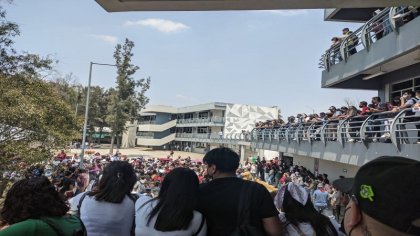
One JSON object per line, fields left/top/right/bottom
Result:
{"left": 203, "top": 147, "right": 239, "bottom": 173}
{"left": 282, "top": 189, "right": 337, "bottom": 236}
{"left": 1, "top": 177, "right": 69, "bottom": 224}
{"left": 372, "top": 96, "right": 381, "bottom": 102}
{"left": 147, "top": 168, "right": 199, "bottom": 231}
{"left": 89, "top": 161, "right": 136, "bottom": 203}
{"left": 360, "top": 101, "right": 368, "bottom": 106}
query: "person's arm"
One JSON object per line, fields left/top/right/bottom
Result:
{"left": 262, "top": 216, "right": 283, "bottom": 236}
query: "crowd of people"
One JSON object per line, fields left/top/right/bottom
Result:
{"left": 0, "top": 147, "right": 419, "bottom": 236}
{"left": 255, "top": 91, "right": 420, "bottom": 143}
{"left": 326, "top": 7, "right": 420, "bottom": 65}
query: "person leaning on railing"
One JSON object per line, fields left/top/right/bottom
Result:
{"left": 341, "top": 28, "right": 358, "bottom": 55}
{"left": 329, "top": 37, "right": 342, "bottom": 64}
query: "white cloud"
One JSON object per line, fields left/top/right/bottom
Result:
{"left": 124, "top": 19, "right": 190, "bottom": 33}
{"left": 175, "top": 94, "right": 189, "bottom": 100}
{"left": 90, "top": 34, "right": 118, "bottom": 44}
{"left": 264, "top": 10, "right": 308, "bottom": 16}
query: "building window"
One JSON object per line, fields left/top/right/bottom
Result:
{"left": 390, "top": 77, "right": 420, "bottom": 99}
{"left": 197, "top": 127, "right": 208, "bottom": 133}
{"left": 199, "top": 111, "right": 209, "bottom": 119}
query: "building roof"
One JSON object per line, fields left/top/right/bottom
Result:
{"left": 95, "top": 0, "right": 410, "bottom": 12}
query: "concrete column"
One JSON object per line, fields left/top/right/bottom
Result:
{"left": 240, "top": 145, "right": 246, "bottom": 162}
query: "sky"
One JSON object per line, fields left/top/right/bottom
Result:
{"left": 4, "top": 0, "right": 376, "bottom": 118}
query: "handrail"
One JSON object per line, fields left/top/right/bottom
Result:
{"left": 251, "top": 108, "right": 420, "bottom": 148}
{"left": 320, "top": 6, "right": 417, "bottom": 70}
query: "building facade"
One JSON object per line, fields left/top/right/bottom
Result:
{"left": 123, "top": 102, "right": 278, "bottom": 154}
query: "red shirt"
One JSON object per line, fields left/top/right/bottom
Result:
{"left": 360, "top": 107, "right": 369, "bottom": 115}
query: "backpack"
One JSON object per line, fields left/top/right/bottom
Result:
{"left": 40, "top": 216, "right": 87, "bottom": 236}
{"left": 229, "top": 181, "right": 266, "bottom": 236}
{"left": 77, "top": 192, "right": 139, "bottom": 236}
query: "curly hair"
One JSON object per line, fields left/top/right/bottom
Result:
{"left": 1, "top": 176, "right": 69, "bottom": 224}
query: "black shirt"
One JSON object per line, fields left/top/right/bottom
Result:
{"left": 198, "top": 177, "right": 279, "bottom": 236}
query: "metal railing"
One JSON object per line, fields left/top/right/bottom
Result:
{"left": 138, "top": 120, "right": 157, "bottom": 125}
{"left": 251, "top": 108, "right": 420, "bottom": 149}
{"left": 176, "top": 117, "right": 225, "bottom": 124}
{"left": 175, "top": 132, "right": 251, "bottom": 142}
{"left": 320, "top": 6, "right": 419, "bottom": 71}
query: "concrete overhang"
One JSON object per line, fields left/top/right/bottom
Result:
{"left": 95, "top": 0, "right": 419, "bottom": 12}
{"left": 324, "top": 8, "right": 380, "bottom": 23}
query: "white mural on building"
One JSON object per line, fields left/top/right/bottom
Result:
{"left": 224, "top": 104, "right": 278, "bottom": 135}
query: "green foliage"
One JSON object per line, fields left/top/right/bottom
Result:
{"left": 0, "top": 76, "right": 80, "bottom": 169}
{"left": 0, "top": 6, "right": 79, "bottom": 169}
{"left": 0, "top": 6, "right": 54, "bottom": 77}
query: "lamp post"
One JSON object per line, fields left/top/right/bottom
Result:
{"left": 79, "top": 62, "right": 119, "bottom": 168}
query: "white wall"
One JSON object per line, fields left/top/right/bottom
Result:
{"left": 256, "top": 149, "right": 279, "bottom": 160}
{"left": 224, "top": 104, "right": 278, "bottom": 135}
{"left": 293, "top": 155, "right": 360, "bottom": 181}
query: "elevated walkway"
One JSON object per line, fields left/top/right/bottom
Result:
{"left": 136, "top": 133, "right": 176, "bottom": 147}
{"left": 251, "top": 109, "right": 420, "bottom": 166}
{"left": 138, "top": 120, "right": 177, "bottom": 132}
{"left": 320, "top": 7, "right": 420, "bottom": 89}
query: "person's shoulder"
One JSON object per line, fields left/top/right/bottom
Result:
{"left": 135, "top": 195, "right": 153, "bottom": 210}
{"left": 0, "top": 219, "right": 43, "bottom": 236}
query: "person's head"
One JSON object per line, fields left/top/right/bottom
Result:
{"left": 203, "top": 147, "right": 240, "bottom": 178}
{"left": 371, "top": 96, "right": 381, "bottom": 104}
{"left": 416, "top": 90, "right": 420, "bottom": 99}
{"left": 359, "top": 101, "right": 368, "bottom": 108}
{"left": 331, "top": 37, "right": 339, "bottom": 43}
{"left": 343, "top": 27, "right": 350, "bottom": 34}
{"left": 148, "top": 168, "right": 199, "bottom": 231}
{"left": 1, "top": 176, "right": 69, "bottom": 224}
{"left": 328, "top": 106, "right": 337, "bottom": 112}
{"left": 402, "top": 91, "right": 413, "bottom": 99}
{"left": 335, "top": 156, "right": 420, "bottom": 236}
{"left": 275, "top": 183, "right": 336, "bottom": 235}
{"left": 90, "top": 161, "right": 136, "bottom": 203}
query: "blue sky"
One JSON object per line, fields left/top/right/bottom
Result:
{"left": 5, "top": 0, "right": 376, "bottom": 117}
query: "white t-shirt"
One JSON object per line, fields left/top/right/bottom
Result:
{"left": 69, "top": 193, "right": 135, "bottom": 236}
{"left": 279, "top": 213, "right": 344, "bottom": 236}
{"left": 135, "top": 196, "right": 207, "bottom": 236}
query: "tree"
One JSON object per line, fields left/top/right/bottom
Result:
{"left": 107, "top": 38, "right": 150, "bottom": 153}
{"left": 0, "top": 75, "right": 80, "bottom": 169}
{"left": 0, "top": 5, "right": 80, "bottom": 169}
{"left": 0, "top": 6, "right": 54, "bottom": 77}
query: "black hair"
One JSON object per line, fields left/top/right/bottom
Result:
{"left": 202, "top": 147, "right": 239, "bottom": 173}
{"left": 372, "top": 96, "right": 381, "bottom": 102}
{"left": 282, "top": 189, "right": 337, "bottom": 236}
{"left": 147, "top": 168, "right": 199, "bottom": 231}
{"left": 89, "top": 161, "right": 136, "bottom": 203}
{"left": 1, "top": 177, "right": 69, "bottom": 224}
{"left": 360, "top": 101, "right": 368, "bottom": 106}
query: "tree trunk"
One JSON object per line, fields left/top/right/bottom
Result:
{"left": 116, "top": 132, "right": 121, "bottom": 149}
{"left": 110, "top": 133, "right": 115, "bottom": 154}
{"left": 98, "top": 127, "right": 103, "bottom": 145}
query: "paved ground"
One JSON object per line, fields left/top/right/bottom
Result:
{"left": 68, "top": 147, "right": 205, "bottom": 161}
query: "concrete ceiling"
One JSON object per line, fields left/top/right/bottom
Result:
{"left": 95, "top": 0, "right": 420, "bottom": 12}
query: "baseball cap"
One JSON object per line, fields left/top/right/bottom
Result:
{"left": 333, "top": 156, "right": 420, "bottom": 235}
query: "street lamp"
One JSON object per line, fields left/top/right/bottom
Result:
{"left": 79, "top": 62, "right": 119, "bottom": 167}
